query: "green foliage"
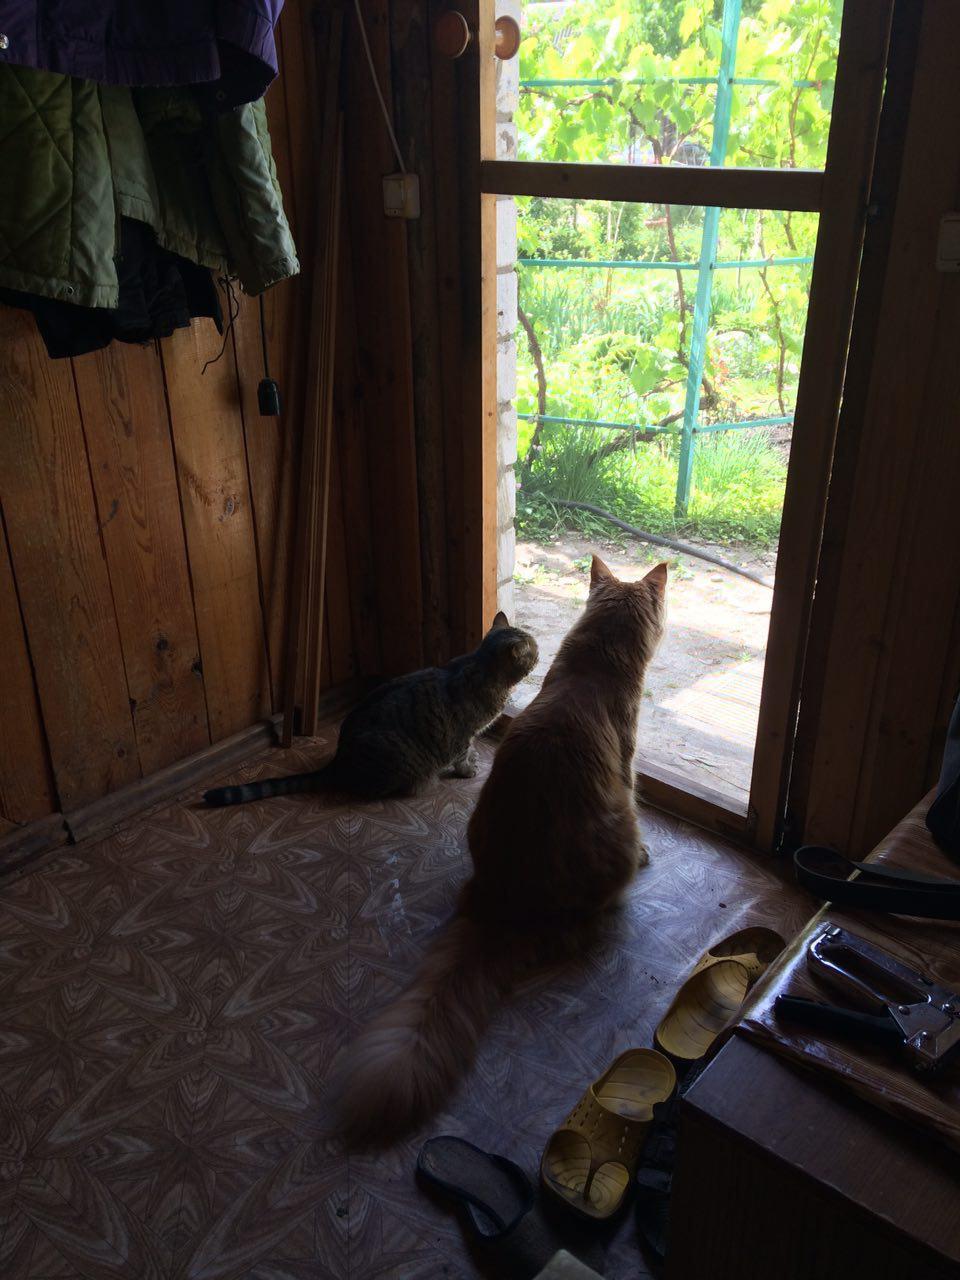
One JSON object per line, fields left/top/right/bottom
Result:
{"left": 513, "top": 0, "right": 839, "bottom": 548}
{"left": 518, "top": 0, "right": 841, "bottom": 169}
{"left": 518, "top": 426, "right": 786, "bottom": 546}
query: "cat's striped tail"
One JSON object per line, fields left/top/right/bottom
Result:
{"left": 202, "top": 764, "right": 334, "bottom": 807}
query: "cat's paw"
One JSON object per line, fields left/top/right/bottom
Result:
{"left": 635, "top": 841, "right": 650, "bottom": 868}
{"left": 453, "top": 752, "right": 480, "bottom": 779}
{"left": 445, "top": 747, "right": 480, "bottom": 779}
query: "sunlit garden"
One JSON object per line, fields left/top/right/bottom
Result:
{"left": 513, "top": 0, "right": 841, "bottom": 549}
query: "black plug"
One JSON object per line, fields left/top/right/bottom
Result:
{"left": 258, "top": 377, "right": 281, "bottom": 416}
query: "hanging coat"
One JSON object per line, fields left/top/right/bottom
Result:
{"left": 0, "top": 218, "right": 225, "bottom": 358}
{"left": 0, "top": 1, "right": 284, "bottom": 108}
{"left": 0, "top": 64, "right": 298, "bottom": 308}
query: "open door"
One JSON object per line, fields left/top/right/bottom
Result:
{"left": 443, "top": 0, "right": 892, "bottom": 849}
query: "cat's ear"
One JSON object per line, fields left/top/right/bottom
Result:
{"left": 490, "top": 610, "right": 510, "bottom": 631}
{"left": 590, "top": 554, "right": 615, "bottom": 589}
{"left": 643, "top": 562, "right": 669, "bottom": 595}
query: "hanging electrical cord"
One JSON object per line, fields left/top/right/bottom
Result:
{"left": 352, "top": 0, "right": 406, "bottom": 172}
{"left": 201, "top": 275, "right": 241, "bottom": 375}
{"left": 200, "top": 280, "right": 281, "bottom": 416}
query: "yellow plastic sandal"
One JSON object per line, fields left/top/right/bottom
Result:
{"left": 541, "top": 1049, "right": 676, "bottom": 1221}
{"left": 653, "top": 958, "right": 750, "bottom": 1062}
{"left": 655, "top": 926, "right": 785, "bottom": 1062}
{"left": 689, "top": 926, "right": 785, "bottom": 985}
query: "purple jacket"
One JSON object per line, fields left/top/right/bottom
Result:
{"left": 0, "top": 2, "right": 284, "bottom": 106}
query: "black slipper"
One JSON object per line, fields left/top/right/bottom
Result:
{"left": 418, "top": 1135, "right": 533, "bottom": 1238}
{"left": 418, "top": 1135, "right": 605, "bottom": 1278}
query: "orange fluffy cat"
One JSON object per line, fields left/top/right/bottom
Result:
{"left": 336, "top": 556, "right": 667, "bottom": 1144}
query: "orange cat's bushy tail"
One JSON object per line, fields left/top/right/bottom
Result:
{"left": 334, "top": 916, "right": 502, "bottom": 1146}
{"left": 334, "top": 909, "right": 602, "bottom": 1147}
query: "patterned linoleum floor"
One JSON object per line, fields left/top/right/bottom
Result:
{"left": 0, "top": 727, "right": 814, "bottom": 1279}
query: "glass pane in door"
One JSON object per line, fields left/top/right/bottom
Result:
{"left": 497, "top": 196, "right": 818, "bottom": 808}
{"left": 502, "top": 0, "right": 842, "bottom": 170}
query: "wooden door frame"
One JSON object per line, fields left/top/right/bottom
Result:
{"left": 459, "top": 0, "right": 892, "bottom": 847}
{"left": 457, "top": 0, "right": 500, "bottom": 648}
{"left": 784, "top": 0, "right": 960, "bottom": 857}
{"left": 747, "top": 0, "right": 893, "bottom": 849}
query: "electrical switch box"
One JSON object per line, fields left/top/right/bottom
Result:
{"left": 383, "top": 173, "right": 421, "bottom": 220}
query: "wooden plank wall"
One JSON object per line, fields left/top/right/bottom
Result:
{"left": 390, "top": 0, "right": 499, "bottom": 658}
{"left": 340, "top": 0, "right": 425, "bottom": 675}
{"left": 789, "top": 0, "right": 960, "bottom": 855}
{"left": 0, "top": 7, "right": 418, "bottom": 837}
{"left": 0, "top": 266, "right": 289, "bottom": 831}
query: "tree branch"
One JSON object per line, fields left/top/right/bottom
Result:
{"left": 757, "top": 220, "right": 788, "bottom": 416}
{"left": 518, "top": 303, "right": 548, "bottom": 483}
{"left": 584, "top": 410, "right": 683, "bottom": 467}
{"left": 543, "top": 499, "right": 773, "bottom": 587}
{"left": 663, "top": 202, "right": 688, "bottom": 352}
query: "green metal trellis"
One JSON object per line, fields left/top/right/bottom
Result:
{"left": 521, "top": 76, "right": 824, "bottom": 89}
{"left": 517, "top": 411, "right": 795, "bottom": 434}
{"left": 676, "top": 0, "right": 741, "bottom": 516}
{"left": 519, "top": 256, "right": 813, "bottom": 271}
{"left": 518, "top": 0, "right": 816, "bottom": 516}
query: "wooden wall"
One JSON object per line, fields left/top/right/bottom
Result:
{"left": 0, "top": 5, "right": 437, "bottom": 843}
{"left": 1, "top": 295, "right": 277, "bottom": 828}
{"left": 0, "top": 0, "right": 493, "bottom": 852}
{"left": 0, "top": 275, "right": 284, "bottom": 830}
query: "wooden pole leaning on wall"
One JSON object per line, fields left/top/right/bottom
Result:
{"left": 300, "top": 118, "right": 343, "bottom": 737}
{"left": 282, "top": 4, "right": 345, "bottom": 746}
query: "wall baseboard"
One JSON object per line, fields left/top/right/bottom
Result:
{"left": 0, "top": 814, "right": 70, "bottom": 880}
{"left": 0, "top": 680, "right": 371, "bottom": 880}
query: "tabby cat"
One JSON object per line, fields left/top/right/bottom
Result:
{"left": 335, "top": 555, "right": 667, "bottom": 1144}
{"left": 203, "top": 613, "right": 538, "bottom": 806}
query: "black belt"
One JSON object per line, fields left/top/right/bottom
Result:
{"left": 794, "top": 846, "right": 960, "bottom": 921}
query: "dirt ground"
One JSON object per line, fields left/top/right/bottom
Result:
{"left": 512, "top": 533, "right": 777, "bottom": 806}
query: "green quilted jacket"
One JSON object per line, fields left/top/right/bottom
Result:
{"left": 0, "top": 64, "right": 298, "bottom": 307}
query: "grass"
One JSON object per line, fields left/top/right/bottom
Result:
{"left": 512, "top": 252, "right": 799, "bottom": 551}
{"left": 516, "top": 424, "right": 787, "bottom": 548}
